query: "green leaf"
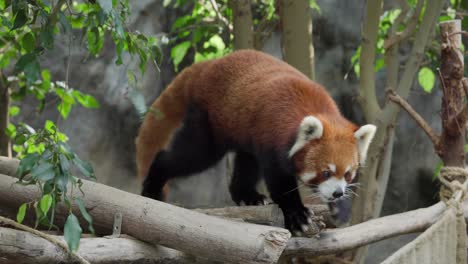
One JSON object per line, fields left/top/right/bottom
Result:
{"left": 57, "top": 101, "right": 72, "bottom": 119}
{"left": 75, "top": 197, "right": 95, "bottom": 234}
{"left": 9, "top": 106, "right": 20, "bottom": 117}
{"left": 21, "top": 32, "right": 35, "bottom": 53}
{"left": 64, "top": 213, "right": 82, "bottom": 252}
{"left": 17, "top": 203, "right": 27, "bottom": 224}
{"left": 39, "top": 194, "right": 53, "bottom": 215}
{"left": 418, "top": 67, "right": 435, "bottom": 93}
{"left": 31, "top": 163, "right": 55, "bottom": 181}
{"left": 433, "top": 160, "right": 444, "bottom": 181}
{"left": 41, "top": 70, "right": 51, "bottom": 82}
{"left": 55, "top": 172, "right": 69, "bottom": 193}
{"left": 73, "top": 157, "right": 95, "bottom": 179}
{"left": 207, "top": 35, "right": 225, "bottom": 51}
{"left": 59, "top": 153, "right": 70, "bottom": 172}
{"left": 72, "top": 91, "right": 100, "bottom": 108}
{"left": 15, "top": 53, "right": 36, "bottom": 72}
{"left": 5, "top": 123, "right": 17, "bottom": 138}
{"left": 17, "top": 153, "right": 40, "bottom": 177}
{"left": 170, "top": 41, "right": 191, "bottom": 71}
{"left": 12, "top": 8, "right": 28, "bottom": 30}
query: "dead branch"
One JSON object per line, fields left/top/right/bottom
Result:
{"left": 387, "top": 90, "right": 440, "bottom": 148}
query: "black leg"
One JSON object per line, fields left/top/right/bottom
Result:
{"left": 229, "top": 151, "right": 266, "bottom": 205}
{"left": 261, "top": 160, "right": 311, "bottom": 234}
{"left": 141, "top": 104, "right": 225, "bottom": 200}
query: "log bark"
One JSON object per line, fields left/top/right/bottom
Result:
{"left": 0, "top": 172, "right": 290, "bottom": 264}
{"left": 279, "top": 0, "right": 315, "bottom": 79}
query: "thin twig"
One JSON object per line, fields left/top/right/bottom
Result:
{"left": 387, "top": 90, "right": 440, "bottom": 147}
{"left": 208, "top": 0, "right": 231, "bottom": 31}
{"left": 0, "top": 215, "right": 90, "bottom": 264}
{"left": 447, "top": 30, "right": 468, "bottom": 38}
{"left": 383, "top": 0, "right": 423, "bottom": 49}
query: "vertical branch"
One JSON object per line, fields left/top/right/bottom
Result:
{"left": 0, "top": 72, "right": 11, "bottom": 158}
{"left": 357, "top": 0, "right": 383, "bottom": 122}
{"left": 230, "top": 0, "right": 254, "bottom": 50}
{"left": 439, "top": 20, "right": 465, "bottom": 166}
{"left": 278, "top": 0, "right": 315, "bottom": 80}
{"left": 350, "top": 0, "right": 446, "bottom": 263}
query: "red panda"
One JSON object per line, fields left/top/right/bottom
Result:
{"left": 135, "top": 50, "right": 376, "bottom": 233}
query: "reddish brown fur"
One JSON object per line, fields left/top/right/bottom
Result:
{"left": 136, "top": 50, "right": 358, "bottom": 185}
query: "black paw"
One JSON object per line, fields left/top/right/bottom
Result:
{"left": 232, "top": 192, "right": 268, "bottom": 206}
{"left": 141, "top": 189, "right": 164, "bottom": 200}
{"left": 141, "top": 179, "right": 165, "bottom": 201}
{"left": 283, "top": 206, "right": 313, "bottom": 235}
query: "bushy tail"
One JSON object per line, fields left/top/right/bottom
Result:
{"left": 135, "top": 73, "right": 190, "bottom": 181}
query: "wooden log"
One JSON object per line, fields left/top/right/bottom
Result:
{"left": 0, "top": 173, "right": 290, "bottom": 264}
{"left": 282, "top": 201, "right": 448, "bottom": 258}
{"left": 3, "top": 201, "right": 466, "bottom": 263}
{"left": 0, "top": 156, "right": 330, "bottom": 234}
{"left": 0, "top": 227, "right": 201, "bottom": 264}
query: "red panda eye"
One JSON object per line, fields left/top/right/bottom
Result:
{"left": 345, "top": 172, "right": 351, "bottom": 181}
{"left": 322, "top": 171, "right": 331, "bottom": 179}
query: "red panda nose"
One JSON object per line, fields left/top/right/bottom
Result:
{"left": 332, "top": 189, "right": 344, "bottom": 198}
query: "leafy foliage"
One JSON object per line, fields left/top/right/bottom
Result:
{"left": 0, "top": 0, "right": 159, "bottom": 251}
{"left": 349, "top": 1, "right": 466, "bottom": 91}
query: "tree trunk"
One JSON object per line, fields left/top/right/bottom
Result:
{"left": 439, "top": 20, "right": 465, "bottom": 167}
{"left": 279, "top": 0, "right": 315, "bottom": 80}
{"left": 230, "top": 0, "right": 254, "bottom": 50}
{"left": 350, "top": 0, "right": 445, "bottom": 262}
{"left": 0, "top": 73, "right": 10, "bottom": 158}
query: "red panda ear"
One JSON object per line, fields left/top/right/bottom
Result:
{"left": 288, "top": 116, "right": 323, "bottom": 157}
{"left": 354, "top": 124, "right": 377, "bottom": 164}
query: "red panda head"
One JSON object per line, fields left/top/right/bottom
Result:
{"left": 289, "top": 115, "right": 376, "bottom": 202}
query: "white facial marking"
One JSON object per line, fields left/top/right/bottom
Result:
{"left": 318, "top": 177, "right": 347, "bottom": 201}
{"left": 288, "top": 115, "right": 323, "bottom": 158}
{"left": 351, "top": 171, "right": 357, "bottom": 179}
{"left": 301, "top": 171, "right": 317, "bottom": 182}
{"left": 354, "top": 124, "right": 377, "bottom": 165}
{"left": 328, "top": 164, "right": 336, "bottom": 173}
{"left": 345, "top": 165, "right": 351, "bottom": 173}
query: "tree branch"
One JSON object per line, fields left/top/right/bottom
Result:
{"left": 208, "top": 0, "right": 231, "bottom": 31}
{"left": 387, "top": 90, "right": 440, "bottom": 148}
{"left": 358, "top": 0, "right": 383, "bottom": 122}
{"left": 284, "top": 202, "right": 448, "bottom": 258}
{"left": 383, "top": 0, "right": 423, "bottom": 49}
{"left": 0, "top": 216, "right": 90, "bottom": 264}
